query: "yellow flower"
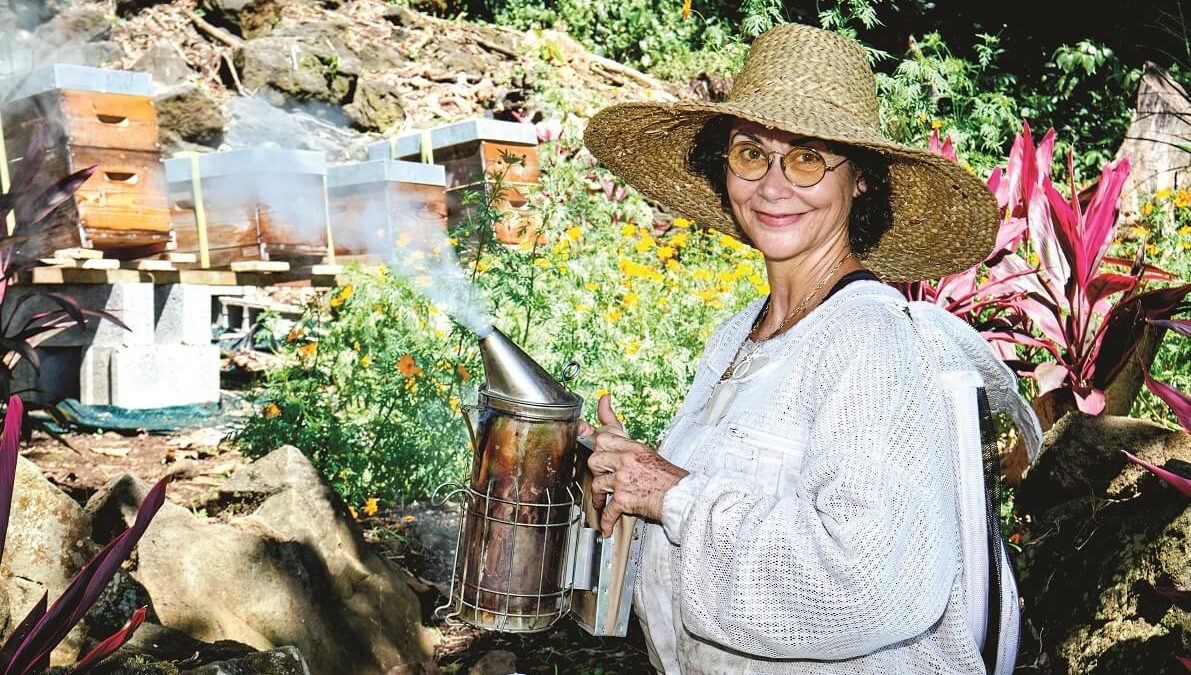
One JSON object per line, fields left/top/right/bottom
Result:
{"left": 1155, "top": 188, "right": 1173, "bottom": 200}
{"left": 656, "top": 246, "right": 676, "bottom": 261}
{"left": 353, "top": 341, "right": 361, "bottom": 351}
{"left": 1131, "top": 226, "right": 1150, "bottom": 238}
{"left": 670, "top": 232, "right": 690, "bottom": 247}
{"left": 360, "top": 354, "right": 372, "bottom": 368}
{"left": 1178, "top": 225, "right": 1191, "bottom": 237}
{"left": 625, "top": 340, "right": 640, "bottom": 355}
{"left": 931, "top": 119, "right": 944, "bottom": 130}
{"left": 681, "top": 0, "right": 691, "bottom": 20}
{"left": 584, "top": 283, "right": 599, "bottom": 291}
{"left": 619, "top": 257, "right": 663, "bottom": 282}
{"left": 916, "top": 112, "right": 928, "bottom": 123}
{"left": 666, "top": 259, "right": 680, "bottom": 271}
{"left": 449, "top": 396, "right": 462, "bottom": 413}
{"left": 565, "top": 226, "right": 583, "bottom": 242}
{"left": 1146, "top": 243, "right": 1158, "bottom": 257}
{"left": 605, "top": 308, "right": 623, "bottom": 323}
{"left": 716, "top": 269, "right": 739, "bottom": 283}
{"left": 349, "top": 505, "right": 358, "bottom": 520}
{"left": 691, "top": 269, "right": 713, "bottom": 282}
{"left": 672, "top": 217, "right": 692, "bottom": 228}
{"left": 330, "top": 284, "right": 354, "bottom": 308}
{"left": 364, "top": 497, "right": 379, "bottom": 517}
{"left": 1141, "top": 203, "right": 1154, "bottom": 216}
{"left": 534, "top": 258, "right": 551, "bottom": 269}
{"left": 621, "top": 292, "right": 640, "bottom": 309}
{"left": 398, "top": 354, "right": 423, "bottom": 377}
{"left": 476, "top": 260, "right": 489, "bottom": 272}
{"left": 635, "top": 234, "right": 656, "bottom": 253}
{"left": 297, "top": 342, "right": 318, "bottom": 359}
{"left": 263, "top": 402, "right": 281, "bottom": 419}
{"left": 1175, "top": 189, "right": 1191, "bottom": 209}
{"left": 576, "top": 303, "right": 592, "bottom": 314}
{"left": 595, "top": 388, "right": 609, "bottom": 399}
{"left": 620, "top": 223, "right": 637, "bottom": 237}
{"left": 402, "top": 514, "right": 416, "bottom": 523}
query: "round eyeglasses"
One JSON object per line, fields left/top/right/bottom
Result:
{"left": 725, "top": 142, "right": 850, "bottom": 188}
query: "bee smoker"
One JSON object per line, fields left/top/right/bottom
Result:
{"left": 437, "top": 326, "right": 642, "bottom": 636}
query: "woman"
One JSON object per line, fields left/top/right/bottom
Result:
{"left": 578, "top": 23, "right": 1042, "bottom": 675}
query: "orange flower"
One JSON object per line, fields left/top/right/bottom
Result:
{"left": 286, "top": 326, "right": 304, "bottom": 343}
{"left": 364, "top": 497, "right": 380, "bottom": 517}
{"left": 398, "top": 354, "right": 424, "bottom": 377}
{"left": 263, "top": 402, "right": 281, "bottom": 419}
{"left": 297, "top": 343, "right": 318, "bottom": 359}
{"left": 457, "top": 364, "right": 470, "bottom": 382}
{"left": 682, "top": 0, "right": 692, "bottom": 20}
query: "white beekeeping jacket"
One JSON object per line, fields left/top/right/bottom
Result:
{"left": 635, "top": 281, "right": 1041, "bottom": 675}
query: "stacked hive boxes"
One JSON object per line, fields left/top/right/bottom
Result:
{"left": 164, "top": 148, "right": 333, "bottom": 268}
{"left": 367, "top": 119, "right": 540, "bottom": 244}
{"left": 326, "top": 159, "right": 448, "bottom": 262}
{"left": 0, "top": 64, "right": 173, "bottom": 258}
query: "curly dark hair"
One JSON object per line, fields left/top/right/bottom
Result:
{"left": 687, "top": 115, "right": 894, "bottom": 256}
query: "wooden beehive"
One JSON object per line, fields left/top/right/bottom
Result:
{"left": 327, "top": 159, "right": 448, "bottom": 262}
{"left": 367, "top": 119, "right": 540, "bottom": 244}
{"left": 0, "top": 65, "right": 173, "bottom": 259}
{"left": 164, "top": 148, "right": 332, "bottom": 269}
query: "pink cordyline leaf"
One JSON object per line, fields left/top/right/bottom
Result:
{"left": 0, "top": 395, "right": 23, "bottom": 563}
{"left": 1033, "top": 361, "right": 1069, "bottom": 395}
{"left": 70, "top": 606, "right": 147, "bottom": 674}
{"left": 1140, "top": 360, "right": 1191, "bottom": 434}
{"left": 1073, "top": 387, "right": 1106, "bottom": 415}
{"left": 1086, "top": 273, "right": 1140, "bottom": 322}
{"left": 992, "top": 217, "right": 1028, "bottom": 259}
{"left": 1123, "top": 451, "right": 1191, "bottom": 498}
{"left": 1083, "top": 157, "right": 1132, "bottom": 285}
{"left": 928, "top": 129, "right": 958, "bottom": 163}
{"left": 1177, "top": 655, "right": 1191, "bottom": 671}
{"left": 1149, "top": 318, "right": 1191, "bottom": 338}
{"left": 0, "top": 592, "right": 47, "bottom": 674}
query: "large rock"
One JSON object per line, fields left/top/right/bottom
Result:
{"left": 155, "top": 83, "right": 226, "bottom": 148}
{"left": 1017, "top": 415, "right": 1190, "bottom": 674}
{"left": 86, "top": 447, "right": 436, "bottom": 675}
{"left": 235, "top": 20, "right": 360, "bottom": 105}
{"left": 134, "top": 41, "right": 198, "bottom": 88}
{"left": 0, "top": 457, "right": 94, "bottom": 665}
{"left": 199, "top": 0, "right": 282, "bottom": 39}
{"left": 344, "top": 77, "right": 405, "bottom": 132}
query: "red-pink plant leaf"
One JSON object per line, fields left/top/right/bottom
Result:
{"left": 992, "top": 217, "right": 1028, "bottom": 258}
{"left": 1073, "top": 387, "right": 1106, "bottom": 415}
{"left": 1123, "top": 451, "right": 1191, "bottom": 498}
{"left": 1033, "top": 361, "right": 1070, "bottom": 395}
{"left": 69, "top": 606, "right": 147, "bottom": 675}
{"left": 1086, "top": 273, "right": 1139, "bottom": 318}
{"left": 6, "top": 478, "right": 167, "bottom": 675}
{"left": 928, "top": 129, "right": 958, "bottom": 163}
{"left": 1102, "top": 256, "right": 1178, "bottom": 281}
{"left": 987, "top": 166, "right": 1006, "bottom": 209}
{"left": 0, "top": 395, "right": 24, "bottom": 563}
{"left": 1150, "top": 318, "right": 1191, "bottom": 339}
{"left": 1177, "top": 655, "right": 1191, "bottom": 671}
{"left": 1140, "top": 362, "right": 1191, "bottom": 434}
{"left": 1083, "top": 157, "right": 1132, "bottom": 282}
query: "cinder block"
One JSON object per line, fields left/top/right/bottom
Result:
{"left": 3, "top": 283, "right": 155, "bottom": 348}
{"left": 81, "top": 344, "right": 219, "bottom": 408}
{"left": 109, "top": 345, "right": 220, "bottom": 409}
{"left": 155, "top": 284, "right": 217, "bottom": 346}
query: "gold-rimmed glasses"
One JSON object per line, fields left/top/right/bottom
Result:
{"left": 725, "top": 142, "right": 850, "bottom": 187}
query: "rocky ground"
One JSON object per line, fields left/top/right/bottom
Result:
{"left": 22, "top": 413, "right": 654, "bottom": 674}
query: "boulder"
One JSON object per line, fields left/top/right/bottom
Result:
{"left": 344, "top": 77, "right": 405, "bottom": 132}
{"left": 199, "top": 0, "right": 282, "bottom": 39}
{"left": 155, "top": 83, "right": 226, "bottom": 148}
{"left": 235, "top": 19, "right": 360, "bottom": 105}
{"left": 1017, "top": 415, "right": 1190, "bottom": 674}
{"left": 182, "top": 645, "right": 310, "bottom": 675}
{"left": 86, "top": 447, "right": 436, "bottom": 675}
{"left": 0, "top": 457, "right": 94, "bottom": 665}
{"left": 134, "top": 41, "right": 198, "bottom": 88}
{"left": 21, "top": 5, "right": 123, "bottom": 68}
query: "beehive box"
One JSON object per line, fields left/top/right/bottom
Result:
{"left": 0, "top": 65, "right": 173, "bottom": 258}
{"left": 327, "top": 159, "right": 447, "bottom": 262}
{"left": 164, "top": 148, "right": 332, "bottom": 269}
{"left": 367, "top": 119, "right": 540, "bottom": 244}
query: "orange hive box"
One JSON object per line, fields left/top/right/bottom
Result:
{"left": 0, "top": 65, "right": 173, "bottom": 259}
{"left": 164, "top": 148, "right": 332, "bottom": 269}
{"left": 368, "top": 119, "right": 540, "bottom": 245}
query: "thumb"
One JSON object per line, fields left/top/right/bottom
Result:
{"left": 597, "top": 393, "right": 623, "bottom": 430}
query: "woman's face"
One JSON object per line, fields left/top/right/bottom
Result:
{"left": 725, "top": 121, "right": 863, "bottom": 264}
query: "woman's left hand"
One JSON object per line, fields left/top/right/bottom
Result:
{"left": 581, "top": 394, "right": 689, "bottom": 536}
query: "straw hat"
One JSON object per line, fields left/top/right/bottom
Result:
{"left": 583, "top": 23, "right": 999, "bottom": 282}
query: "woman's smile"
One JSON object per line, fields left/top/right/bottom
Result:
{"left": 754, "top": 210, "right": 808, "bottom": 228}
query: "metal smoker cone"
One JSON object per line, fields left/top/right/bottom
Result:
{"left": 477, "top": 326, "right": 581, "bottom": 418}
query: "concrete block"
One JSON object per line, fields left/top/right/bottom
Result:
{"left": 81, "top": 345, "right": 219, "bottom": 409}
{"left": 109, "top": 345, "right": 220, "bottom": 409}
{"left": 3, "top": 283, "right": 155, "bottom": 348}
{"left": 155, "top": 284, "right": 217, "bottom": 346}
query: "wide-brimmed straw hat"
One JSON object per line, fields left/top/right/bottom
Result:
{"left": 583, "top": 23, "right": 999, "bottom": 282}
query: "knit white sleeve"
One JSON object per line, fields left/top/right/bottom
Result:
{"left": 668, "top": 321, "right": 959, "bottom": 660}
